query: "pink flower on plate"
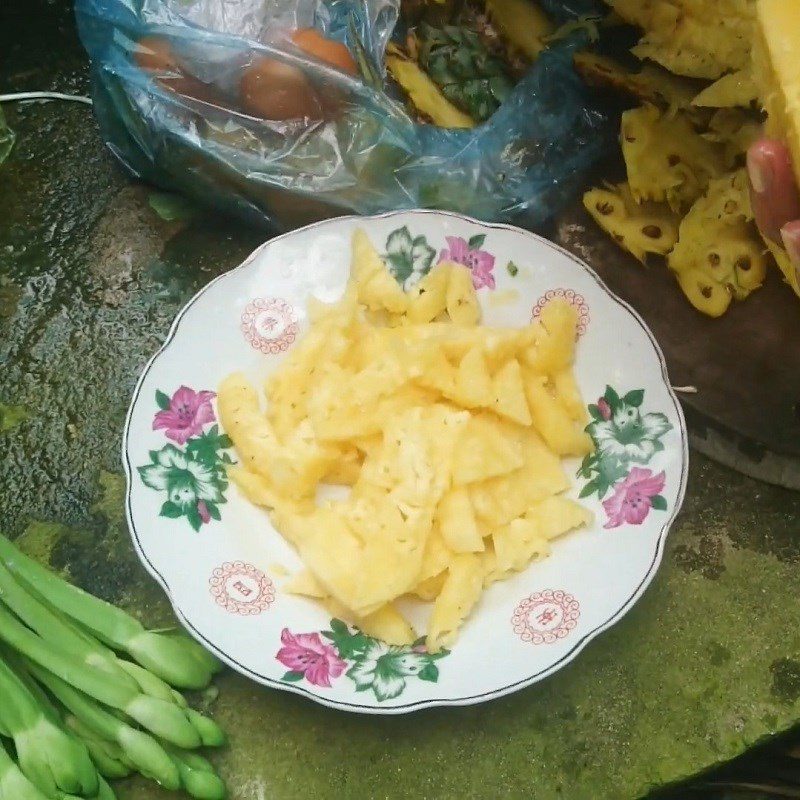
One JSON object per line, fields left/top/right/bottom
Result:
{"left": 276, "top": 629, "right": 347, "bottom": 687}
{"left": 439, "top": 236, "right": 496, "bottom": 290}
{"left": 153, "top": 386, "right": 216, "bottom": 445}
{"left": 603, "top": 468, "right": 666, "bottom": 529}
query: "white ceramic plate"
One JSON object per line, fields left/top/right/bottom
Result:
{"left": 123, "top": 210, "right": 688, "bottom": 714}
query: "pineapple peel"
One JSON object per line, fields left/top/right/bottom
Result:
{"left": 692, "top": 68, "right": 758, "bottom": 109}
{"left": 583, "top": 183, "right": 680, "bottom": 264}
{"left": 703, "top": 109, "right": 762, "bottom": 168}
{"left": 572, "top": 52, "right": 699, "bottom": 116}
{"left": 668, "top": 170, "right": 767, "bottom": 311}
{"left": 621, "top": 105, "right": 725, "bottom": 211}
{"left": 609, "top": 0, "right": 756, "bottom": 79}
{"left": 584, "top": 171, "right": 768, "bottom": 317}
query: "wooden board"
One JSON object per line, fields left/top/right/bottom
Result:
{"left": 554, "top": 202, "right": 800, "bottom": 490}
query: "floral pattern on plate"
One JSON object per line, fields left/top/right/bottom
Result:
{"left": 578, "top": 386, "right": 672, "bottom": 529}
{"left": 277, "top": 618, "right": 449, "bottom": 701}
{"left": 383, "top": 226, "right": 496, "bottom": 291}
{"left": 138, "top": 386, "right": 234, "bottom": 531}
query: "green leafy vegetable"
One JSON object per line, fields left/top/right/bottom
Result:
{"left": 0, "top": 534, "right": 221, "bottom": 689}
{"left": 0, "top": 532, "right": 228, "bottom": 799}
{"left": 0, "top": 657, "right": 98, "bottom": 797}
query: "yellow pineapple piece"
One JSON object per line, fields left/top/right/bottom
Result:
{"left": 452, "top": 413, "right": 525, "bottom": 485}
{"left": 583, "top": 183, "right": 680, "bottom": 264}
{"left": 524, "top": 496, "right": 594, "bottom": 540}
{"left": 415, "top": 346, "right": 458, "bottom": 397}
{"left": 427, "top": 553, "right": 484, "bottom": 652}
{"left": 492, "top": 518, "right": 550, "bottom": 574}
{"left": 218, "top": 374, "right": 326, "bottom": 498}
{"left": 416, "top": 527, "right": 454, "bottom": 586}
{"left": 357, "top": 604, "right": 416, "bottom": 646}
{"left": 519, "top": 299, "right": 578, "bottom": 375}
{"left": 406, "top": 263, "right": 451, "bottom": 323}
{"left": 445, "top": 264, "right": 480, "bottom": 326}
{"left": 284, "top": 569, "right": 327, "bottom": 598}
{"left": 322, "top": 445, "right": 362, "bottom": 486}
{"left": 753, "top": 0, "right": 800, "bottom": 187}
{"left": 469, "top": 427, "right": 568, "bottom": 527}
{"left": 490, "top": 358, "right": 531, "bottom": 426}
{"left": 351, "top": 229, "right": 409, "bottom": 314}
{"left": 451, "top": 346, "right": 493, "bottom": 408}
{"left": 436, "top": 487, "right": 484, "bottom": 553}
{"left": 228, "top": 466, "right": 280, "bottom": 508}
{"left": 524, "top": 374, "right": 592, "bottom": 457}
{"left": 386, "top": 46, "right": 475, "bottom": 128}
{"left": 411, "top": 571, "right": 447, "bottom": 601}
{"left": 552, "top": 369, "right": 588, "bottom": 424}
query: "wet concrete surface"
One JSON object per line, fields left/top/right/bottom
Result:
{"left": 1, "top": 2, "right": 799, "bottom": 798}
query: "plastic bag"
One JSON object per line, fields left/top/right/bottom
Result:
{"left": 539, "top": 0, "right": 604, "bottom": 22}
{"left": 75, "top": 0, "right": 610, "bottom": 231}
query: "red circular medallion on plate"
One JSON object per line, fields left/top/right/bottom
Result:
{"left": 531, "top": 289, "right": 590, "bottom": 339}
{"left": 209, "top": 562, "right": 275, "bottom": 615}
{"left": 512, "top": 589, "right": 580, "bottom": 645}
{"left": 240, "top": 297, "right": 298, "bottom": 354}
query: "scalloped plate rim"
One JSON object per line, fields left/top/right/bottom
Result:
{"left": 122, "top": 208, "right": 689, "bottom": 714}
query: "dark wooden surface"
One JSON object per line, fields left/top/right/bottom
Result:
{"left": 555, "top": 202, "right": 800, "bottom": 488}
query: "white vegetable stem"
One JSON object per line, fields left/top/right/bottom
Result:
{"left": 0, "top": 92, "right": 92, "bottom": 106}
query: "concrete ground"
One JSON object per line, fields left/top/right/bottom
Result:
{"left": 1, "top": 2, "right": 799, "bottom": 798}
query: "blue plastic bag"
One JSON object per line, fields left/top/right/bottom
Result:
{"left": 539, "top": 0, "right": 604, "bottom": 22}
{"left": 76, "top": 0, "right": 610, "bottom": 230}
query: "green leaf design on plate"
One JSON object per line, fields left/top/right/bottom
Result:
{"left": 623, "top": 389, "right": 645, "bottom": 407}
{"left": 384, "top": 226, "right": 436, "bottom": 287}
{"left": 650, "top": 495, "right": 668, "bottom": 511}
{"left": 418, "top": 663, "right": 439, "bottom": 682}
{"left": 604, "top": 385, "right": 620, "bottom": 411}
{"left": 160, "top": 501, "right": 182, "bottom": 519}
{"left": 186, "top": 506, "right": 202, "bottom": 532}
{"left": 155, "top": 389, "right": 171, "bottom": 410}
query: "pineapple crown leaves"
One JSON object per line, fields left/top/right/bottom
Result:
{"left": 416, "top": 22, "right": 514, "bottom": 122}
